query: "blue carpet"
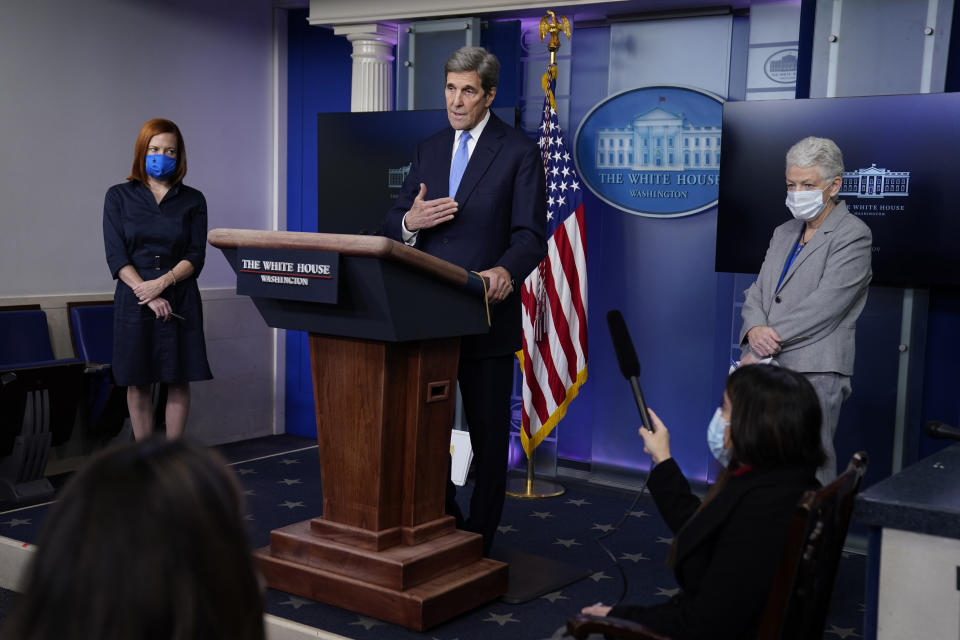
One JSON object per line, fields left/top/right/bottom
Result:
{"left": 0, "top": 436, "right": 867, "bottom": 639}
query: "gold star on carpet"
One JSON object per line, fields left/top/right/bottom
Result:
{"left": 348, "top": 616, "right": 383, "bottom": 630}
{"left": 482, "top": 612, "right": 520, "bottom": 626}
{"left": 554, "top": 538, "right": 581, "bottom": 548}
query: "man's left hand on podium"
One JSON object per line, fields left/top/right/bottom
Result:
{"left": 479, "top": 266, "right": 513, "bottom": 304}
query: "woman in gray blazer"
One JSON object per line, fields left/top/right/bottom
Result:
{"left": 739, "top": 136, "right": 872, "bottom": 483}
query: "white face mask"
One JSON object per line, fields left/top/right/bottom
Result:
{"left": 707, "top": 407, "right": 731, "bottom": 467}
{"left": 785, "top": 189, "right": 827, "bottom": 221}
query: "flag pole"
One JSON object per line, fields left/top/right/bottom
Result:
{"left": 506, "top": 433, "right": 565, "bottom": 498}
{"left": 506, "top": 9, "right": 573, "bottom": 500}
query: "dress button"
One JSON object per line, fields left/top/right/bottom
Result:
{"left": 775, "top": 296, "right": 782, "bottom": 303}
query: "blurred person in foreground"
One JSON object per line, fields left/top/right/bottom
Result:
{"left": 3, "top": 437, "right": 264, "bottom": 640}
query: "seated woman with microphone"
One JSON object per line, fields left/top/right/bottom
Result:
{"left": 555, "top": 364, "right": 825, "bottom": 640}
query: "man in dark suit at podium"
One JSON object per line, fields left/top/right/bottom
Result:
{"left": 383, "top": 46, "right": 547, "bottom": 554}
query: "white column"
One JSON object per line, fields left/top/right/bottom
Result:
{"left": 333, "top": 23, "right": 397, "bottom": 113}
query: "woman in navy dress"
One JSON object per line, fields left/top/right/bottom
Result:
{"left": 103, "top": 118, "right": 212, "bottom": 439}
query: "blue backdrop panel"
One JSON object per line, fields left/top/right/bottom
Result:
{"left": 587, "top": 209, "right": 722, "bottom": 484}
{"left": 832, "top": 287, "right": 902, "bottom": 489}
{"left": 562, "top": 20, "right": 732, "bottom": 483}
{"left": 281, "top": 10, "right": 960, "bottom": 478}
{"left": 919, "top": 291, "right": 960, "bottom": 459}
{"left": 285, "top": 11, "right": 351, "bottom": 437}
{"left": 555, "top": 25, "right": 611, "bottom": 463}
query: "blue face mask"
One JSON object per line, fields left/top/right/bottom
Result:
{"left": 707, "top": 407, "right": 731, "bottom": 467}
{"left": 145, "top": 154, "right": 177, "bottom": 179}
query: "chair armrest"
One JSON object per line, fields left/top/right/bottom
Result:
{"left": 566, "top": 614, "right": 676, "bottom": 640}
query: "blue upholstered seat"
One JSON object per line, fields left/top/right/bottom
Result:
{"left": 68, "top": 303, "right": 127, "bottom": 440}
{"left": 0, "top": 309, "right": 56, "bottom": 366}
{"left": 0, "top": 306, "right": 84, "bottom": 502}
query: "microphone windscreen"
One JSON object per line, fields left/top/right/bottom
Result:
{"left": 606, "top": 310, "right": 641, "bottom": 379}
{"left": 924, "top": 420, "right": 960, "bottom": 441}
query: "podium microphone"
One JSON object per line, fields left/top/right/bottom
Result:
{"left": 924, "top": 421, "right": 960, "bottom": 442}
{"left": 606, "top": 310, "right": 655, "bottom": 433}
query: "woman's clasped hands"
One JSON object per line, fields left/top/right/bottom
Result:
{"left": 133, "top": 278, "right": 172, "bottom": 320}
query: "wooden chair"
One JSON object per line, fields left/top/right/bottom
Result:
{"left": 566, "top": 452, "right": 869, "bottom": 640}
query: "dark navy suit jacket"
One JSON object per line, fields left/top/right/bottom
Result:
{"left": 383, "top": 113, "right": 547, "bottom": 357}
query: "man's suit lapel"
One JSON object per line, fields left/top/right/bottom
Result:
{"left": 424, "top": 129, "right": 455, "bottom": 200}
{"left": 454, "top": 114, "right": 505, "bottom": 204}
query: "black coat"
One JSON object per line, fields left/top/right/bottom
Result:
{"left": 608, "top": 458, "right": 818, "bottom": 640}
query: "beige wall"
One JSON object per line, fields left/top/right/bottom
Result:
{"left": 0, "top": 0, "right": 282, "bottom": 460}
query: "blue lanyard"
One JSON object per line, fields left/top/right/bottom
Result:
{"left": 776, "top": 230, "right": 805, "bottom": 291}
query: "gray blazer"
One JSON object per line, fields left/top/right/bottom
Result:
{"left": 739, "top": 201, "right": 872, "bottom": 376}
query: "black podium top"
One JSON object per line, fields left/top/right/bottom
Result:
{"left": 854, "top": 443, "right": 960, "bottom": 539}
{"left": 209, "top": 229, "right": 490, "bottom": 342}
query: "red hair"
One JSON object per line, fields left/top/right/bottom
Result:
{"left": 127, "top": 118, "right": 187, "bottom": 184}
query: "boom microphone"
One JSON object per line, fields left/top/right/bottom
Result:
{"left": 606, "top": 310, "right": 654, "bottom": 432}
{"left": 924, "top": 421, "right": 960, "bottom": 442}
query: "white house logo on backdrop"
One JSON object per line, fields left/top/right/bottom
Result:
{"left": 594, "top": 107, "right": 721, "bottom": 172}
{"left": 763, "top": 49, "right": 798, "bottom": 84}
{"left": 387, "top": 163, "right": 411, "bottom": 189}
{"left": 839, "top": 163, "right": 910, "bottom": 198}
{"left": 574, "top": 85, "right": 724, "bottom": 217}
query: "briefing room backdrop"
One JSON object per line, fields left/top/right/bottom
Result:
{"left": 285, "top": 1, "right": 960, "bottom": 491}
{"left": 0, "top": 0, "right": 957, "bottom": 477}
{"left": 0, "top": 0, "right": 282, "bottom": 448}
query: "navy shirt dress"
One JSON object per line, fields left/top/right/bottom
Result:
{"left": 103, "top": 180, "right": 213, "bottom": 386}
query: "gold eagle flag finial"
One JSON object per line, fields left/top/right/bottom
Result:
{"left": 539, "top": 10, "right": 571, "bottom": 112}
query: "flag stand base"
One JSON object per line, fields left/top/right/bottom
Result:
{"left": 505, "top": 476, "right": 565, "bottom": 498}
{"left": 505, "top": 446, "right": 565, "bottom": 498}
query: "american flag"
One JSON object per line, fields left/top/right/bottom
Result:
{"left": 519, "top": 81, "right": 588, "bottom": 455}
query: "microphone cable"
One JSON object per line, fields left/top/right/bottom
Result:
{"left": 599, "top": 310, "right": 662, "bottom": 607}
{"left": 592, "top": 458, "right": 655, "bottom": 608}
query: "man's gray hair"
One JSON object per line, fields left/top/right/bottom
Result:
{"left": 785, "top": 136, "right": 844, "bottom": 182}
{"left": 444, "top": 46, "right": 500, "bottom": 95}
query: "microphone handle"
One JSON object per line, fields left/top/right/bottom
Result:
{"left": 629, "top": 376, "right": 655, "bottom": 432}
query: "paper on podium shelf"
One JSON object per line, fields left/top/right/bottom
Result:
{"left": 450, "top": 428, "right": 473, "bottom": 486}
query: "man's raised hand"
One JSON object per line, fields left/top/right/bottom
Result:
{"left": 403, "top": 183, "right": 459, "bottom": 232}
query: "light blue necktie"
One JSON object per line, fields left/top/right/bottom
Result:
{"left": 448, "top": 131, "right": 471, "bottom": 198}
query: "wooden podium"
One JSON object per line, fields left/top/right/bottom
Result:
{"left": 208, "top": 229, "right": 507, "bottom": 631}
